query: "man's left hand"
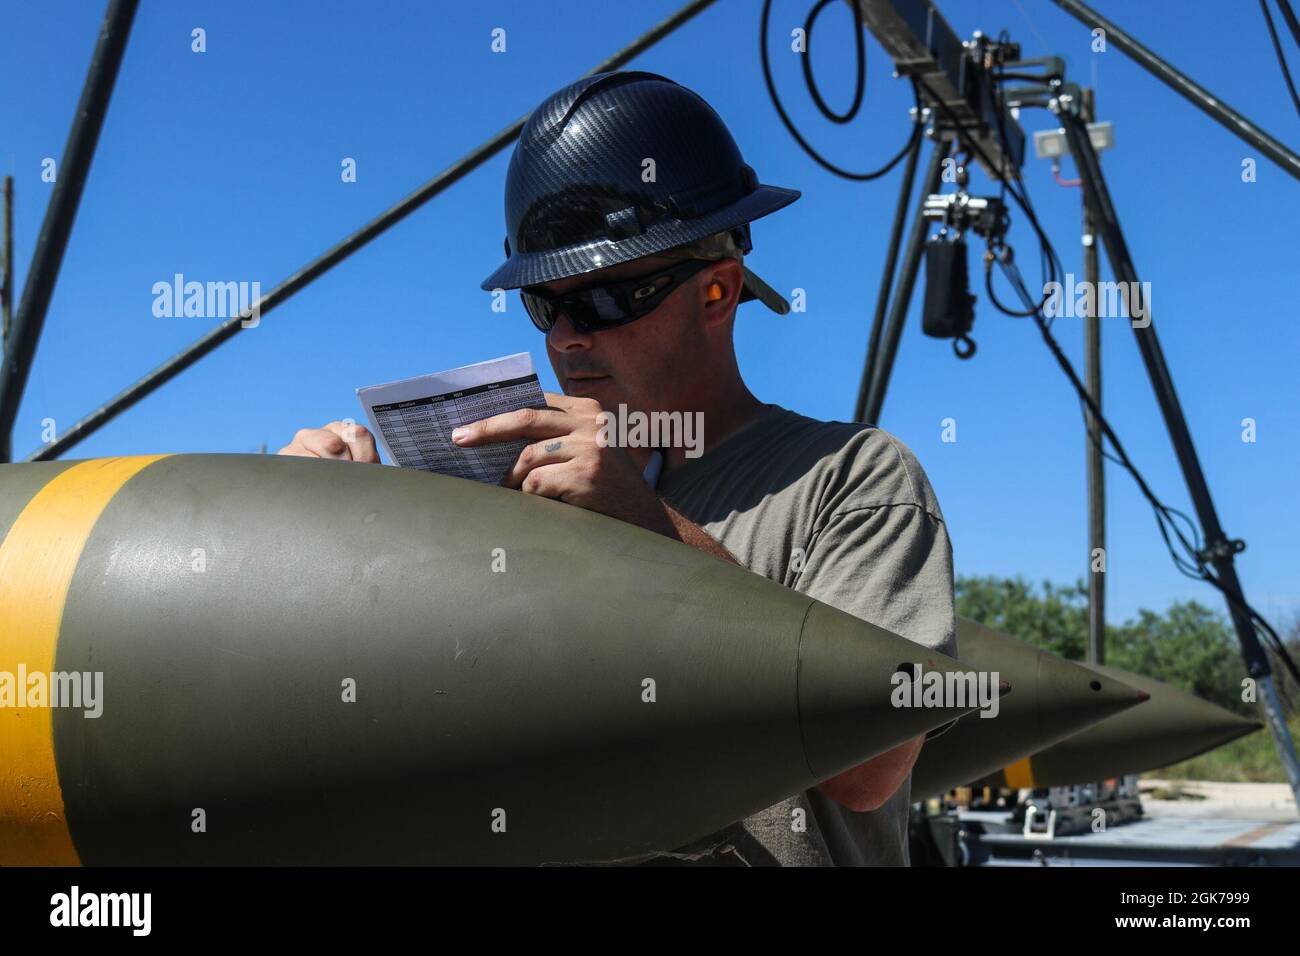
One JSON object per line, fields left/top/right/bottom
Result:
{"left": 451, "top": 392, "right": 674, "bottom": 536}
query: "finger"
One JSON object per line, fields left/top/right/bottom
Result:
{"left": 297, "top": 428, "right": 352, "bottom": 460}
{"left": 277, "top": 442, "right": 316, "bottom": 458}
{"left": 517, "top": 461, "right": 573, "bottom": 501}
{"left": 500, "top": 437, "right": 577, "bottom": 489}
{"left": 542, "top": 391, "right": 605, "bottom": 416}
{"left": 451, "top": 404, "right": 568, "bottom": 447}
{"left": 540, "top": 391, "right": 584, "bottom": 409}
{"left": 324, "top": 421, "right": 380, "bottom": 463}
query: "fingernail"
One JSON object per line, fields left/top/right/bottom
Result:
{"left": 451, "top": 428, "right": 468, "bottom": 442}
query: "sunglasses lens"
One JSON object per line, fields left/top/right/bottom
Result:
{"left": 521, "top": 259, "right": 709, "bottom": 334}
{"left": 521, "top": 292, "right": 557, "bottom": 331}
{"left": 586, "top": 287, "right": 632, "bottom": 323}
{"left": 522, "top": 290, "right": 625, "bottom": 333}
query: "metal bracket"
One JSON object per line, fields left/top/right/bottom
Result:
{"left": 1023, "top": 804, "right": 1058, "bottom": 840}
{"left": 1197, "top": 536, "right": 1247, "bottom": 564}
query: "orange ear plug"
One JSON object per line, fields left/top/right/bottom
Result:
{"left": 707, "top": 281, "right": 723, "bottom": 301}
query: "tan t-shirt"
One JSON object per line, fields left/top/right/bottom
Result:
{"left": 646, "top": 403, "right": 958, "bottom": 866}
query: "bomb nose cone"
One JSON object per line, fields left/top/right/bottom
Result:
{"left": 981, "top": 664, "right": 1262, "bottom": 789}
{"left": 796, "top": 602, "right": 985, "bottom": 780}
{"left": 1051, "top": 658, "right": 1151, "bottom": 719}
{"left": 1073, "top": 664, "right": 1261, "bottom": 760}
{"left": 910, "top": 618, "right": 1149, "bottom": 798}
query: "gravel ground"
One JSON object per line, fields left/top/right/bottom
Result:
{"left": 1139, "top": 779, "right": 1299, "bottom": 822}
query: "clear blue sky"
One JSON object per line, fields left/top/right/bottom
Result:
{"left": 3, "top": 0, "right": 1297, "bottom": 628}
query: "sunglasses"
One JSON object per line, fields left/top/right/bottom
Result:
{"left": 520, "top": 258, "right": 714, "bottom": 334}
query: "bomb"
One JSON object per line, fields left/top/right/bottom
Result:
{"left": 974, "top": 664, "right": 1261, "bottom": 789}
{"left": 911, "top": 617, "right": 1148, "bottom": 798}
{"left": 0, "top": 454, "right": 977, "bottom": 865}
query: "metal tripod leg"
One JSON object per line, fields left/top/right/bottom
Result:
{"left": 856, "top": 140, "right": 949, "bottom": 426}
{"left": 1058, "top": 103, "right": 1300, "bottom": 813}
{"left": 0, "top": 0, "right": 139, "bottom": 462}
{"left": 855, "top": 134, "right": 924, "bottom": 423}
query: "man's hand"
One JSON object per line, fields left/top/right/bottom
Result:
{"left": 451, "top": 392, "right": 675, "bottom": 535}
{"left": 277, "top": 421, "right": 379, "bottom": 463}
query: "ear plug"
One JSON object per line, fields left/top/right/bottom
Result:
{"left": 706, "top": 281, "right": 723, "bottom": 301}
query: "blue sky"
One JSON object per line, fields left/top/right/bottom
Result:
{"left": 2, "top": 0, "right": 1297, "bottom": 628}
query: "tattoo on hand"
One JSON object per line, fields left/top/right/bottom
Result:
{"left": 545, "top": 441, "right": 562, "bottom": 453}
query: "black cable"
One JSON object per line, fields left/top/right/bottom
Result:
{"left": 913, "top": 73, "right": 1063, "bottom": 319}
{"left": 999, "top": 257, "right": 1300, "bottom": 690}
{"left": 989, "top": 38, "right": 1065, "bottom": 326}
{"left": 927, "top": 49, "right": 1300, "bottom": 692}
{"left": 760, "top": 0, "right": 923, "bottom": 180}
{"left": 920, "top": 68, "right": 1216, "bottom": 585}
{"left": 984, "top": 243, "right": 1045, "bottom": 318}
{"left": 1000, "top": 262, "right": 1202, "bottom": 574}
{"left": 999, "top": 264, "right": 1205, "bottom": 569}
{"left": 800, "top": 0, "right": 865, "bottom": 124}
{"left": 1020, "top": 269, "right": 1300, "bottom": 690}
{"left": 1261, "top": 0, "right": 1300, "bottom": 120}
{"left": 821, "top": 21, "right": 1298, "bottom": 691}
{"left": 969, "top": 56, "right": 1209, "bottom": 577}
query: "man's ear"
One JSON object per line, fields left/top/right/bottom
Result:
{"left": 701, "top": 258, "right": 743, "bottom": 323}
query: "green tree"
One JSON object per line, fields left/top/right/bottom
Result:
{"left": 1107, "top": 603, "right": 1247, "bottom": 715}
{"left": 955, "top": 574, "right": 1089, "bottom": 660}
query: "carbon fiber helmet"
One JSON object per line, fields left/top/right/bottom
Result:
{"left": 479, "top": 70, "right": 800, "bottom": 312}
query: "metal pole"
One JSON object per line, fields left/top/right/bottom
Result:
{"left": 1081, "top": 89, "right": 1104, "bottom": 667}
{"left": 0, "top": 0, "right": 139, "bottom": 463}
{"left": 2, "top": 177, "right": 12, "bottom": 347}
{"left": 1048, "top": 0, "right": 1300, "bottom": 181}
{"left": 861, "top": 140, "right": 948, "bottom": 426}
{"left": 1059, "top": 98, "right": 1300, "bottom": 812}
{"left": 20, "top": 0, "right": 720, "bottom": 462}
{"left": 1277, "top": 0, "right": 1300, "bottom": 48}
{"left": 0, "top": 176, "right": 9, "bottom": 468}
{"left": 855, "top": 129, "right": 924, "bottom": 423}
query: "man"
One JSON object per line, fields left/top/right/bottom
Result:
{"left": 279, "top": 71, "right": 956, "bottom": 866}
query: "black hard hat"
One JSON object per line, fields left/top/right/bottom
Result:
{"left": 479, "top": 71, "right": 800, "bottom": 313}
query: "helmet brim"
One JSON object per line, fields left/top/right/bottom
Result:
{"left": 480, "top": 184, "right": 800, "bottom": 293}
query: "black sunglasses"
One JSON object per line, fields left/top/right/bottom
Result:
{"left": 520, "top": 258, "right": 714, "bottom": 334}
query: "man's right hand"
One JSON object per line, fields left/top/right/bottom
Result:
{"left": 277, "top": 421, "right": 380, "bottom": 463}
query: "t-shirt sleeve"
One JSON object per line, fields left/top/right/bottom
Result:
{"left": 798, "top": 502, "right": 960, "bottom": 742}
{"left": 796, "top": 502, "right": 958, "bottom": 660}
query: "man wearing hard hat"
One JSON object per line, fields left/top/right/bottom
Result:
{"left": 281, "top": 71, "right": 956, "bottom": 866}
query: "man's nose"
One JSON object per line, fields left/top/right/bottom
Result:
{"left": 547, "top": 313, "right": 593, "bottom": 351}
